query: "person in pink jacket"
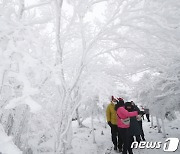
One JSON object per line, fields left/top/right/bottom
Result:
{"left": 115, "top": 98, "right": 138, "bottom": 154}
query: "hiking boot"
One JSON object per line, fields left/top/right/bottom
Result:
{"left": 114, "top": 145, "right": 117, "bottom": 150}
{"left": 118, "top": 148, "right": 122, "bottom": 152}
{"left": 142, "top": 137, "right": 146, "bottom": 141}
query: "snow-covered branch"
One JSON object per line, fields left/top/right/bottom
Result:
{"left": 54, "top": 0, "right": 67, "bottom": 92}
{"left": 24, "top": 1, "right": 52, "bottom": 11}
{"left": 89, "top": 0, "right": 107, "bottom": 6}
{"left": 18, "top": 0, "right": 25, "bottom": 19}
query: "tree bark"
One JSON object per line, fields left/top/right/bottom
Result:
{"left": 161, "top": 118, "right": 166, "bottom": 138}
{"left": 76, "top": 108, "right": 83, "bottom": 127}
{"left": 91, "top": 110, "right": 96, "bottom": 144}
{"left": 156, "top": 116, "right": 162, "bottom": 133}
{"left": 150, "top": 115, "right": 154, "bottom": 128}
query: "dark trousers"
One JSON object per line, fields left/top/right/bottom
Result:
{"left": 111, "top": 124, "right": 123, "bottom": 149}
{"left": 146, "top": 114, "right": 150, "bottom": 122}
{"left": 118, "top": 127, "right": 133, "bottom": 154}
{"left": 138, "top": 121, "right": 145, "bottom": 140}
{"left": 130, "top": 135, "right": 141, "bottom": 143}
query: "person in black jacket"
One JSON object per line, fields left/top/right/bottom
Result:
{"left": 125, "top": 102, "right": 142, "bottom": 144}
{"left": 131, "top": 101, "right": 146, "bottom": 141}
{"left": 144, "top": 107, "right": 150, "bottom": 122}
{"left": 136, "top": 111, "right": 146, "bottom": 141}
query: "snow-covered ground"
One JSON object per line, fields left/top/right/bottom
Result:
{"left": 0, "top": 115, "right": 179, "bottom": 154}
{"left": 0, "top": 124, "right": 22, "bottom": 154}
{"left": 67, "top": 116, "right": 180, "bottom": 154}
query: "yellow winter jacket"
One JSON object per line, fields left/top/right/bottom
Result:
{"left": 106, "top": 102, "right": 117, "bottom": 125}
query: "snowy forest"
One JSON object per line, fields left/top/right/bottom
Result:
{"left": 0, "top": 0, "right": 180, "bottom": 154}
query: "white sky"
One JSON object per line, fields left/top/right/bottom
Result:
{"left": 26, "top": 0, "right": 106, "bottom": 21}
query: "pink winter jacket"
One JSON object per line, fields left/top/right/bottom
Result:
{"left": 117, "top": 107, "right": 138, "bottom": 128}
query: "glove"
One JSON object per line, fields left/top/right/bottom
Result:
{"left": 140, "top": 111, "right": 145, "bottom": 115}
{"left": 108, "top": 121, "right": 112, "bottom": 127}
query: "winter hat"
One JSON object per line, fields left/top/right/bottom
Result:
{"left": 125, "top": 102, "right": 134, "bottom": 111}
{"left": 117, "top": 97, "right": 124, "bottom": 101}
{"left": 125, "top": 102, "right": 132, "bottom": 107}
{"left": 111, "top": 96, "right": 117, "bottom": 101}
{"left": 117, "top": 98, "right": 124, "bottom": 105}
{"left": 115, "top": 97, "right": 124, "bottom": 111}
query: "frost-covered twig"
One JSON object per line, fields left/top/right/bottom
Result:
{"left": 18, "top": 0, "right": 25, "bottom": 19}
{"left": 24, "top": 1, "right": 52, "bottom": 11}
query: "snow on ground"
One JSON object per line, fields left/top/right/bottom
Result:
{"left": 67, "top": 118, "right": 111, "bottom": 154}
{"left": 67, "top": 116, "right": 180, "bottom": 154}
{"left": 0, "top": 124, "right": 22, "bottom": 154}
{"left": 132, "top": 117, "right": 180, "bottom": 154}
{"left": 1, "top": 114, "right": 179, "bottom": 154}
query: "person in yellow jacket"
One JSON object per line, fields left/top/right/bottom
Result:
{"left": 106, "top": 96, "right": 123, "bottom": 152}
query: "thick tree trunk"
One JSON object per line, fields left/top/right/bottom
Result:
{"left": 66, "top": 121, "right": 73, "bottom": 150}
{"left": 14, "top": 106, "right": 29, "bottom": 149}
{"left": 103, "top": 104, "right": 107, "bottom": 128}
{"left": 161, "top": 118, "right": 166, "bottom": 138}
{"left": 76, "top": 108, "right": 83, "bottom": 127}
{"left": 6, "top": 113, "right": 14, "bottom": 136}
{"left": 91, "top": 111, "right": 96, "bottom": 144}
{"left": 156, "top": 116, "right": 162, "bottom": 133}
{"left": 150, "top": 115, "right": 154, "bottom": 128}
{"left": 54, "top": 96, "right": 82, "bottom": 153}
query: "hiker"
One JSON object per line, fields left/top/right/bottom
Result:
{"left": 131, "top": 101, "right": 146, "bottom": 141}
{"left": 136, "top": 111, "right": 146, "bottom": 141}
{"left": 143, "top": 107, "right": 150, "bottom": 122}
{"left": 115, "top": 98, "right": 138, "bottom": 154}
{"left": 106, "top": 96, "right": 123, "bottom": 152}
{"left": 125, "top": 102, "right": 142, "bottom": 144}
